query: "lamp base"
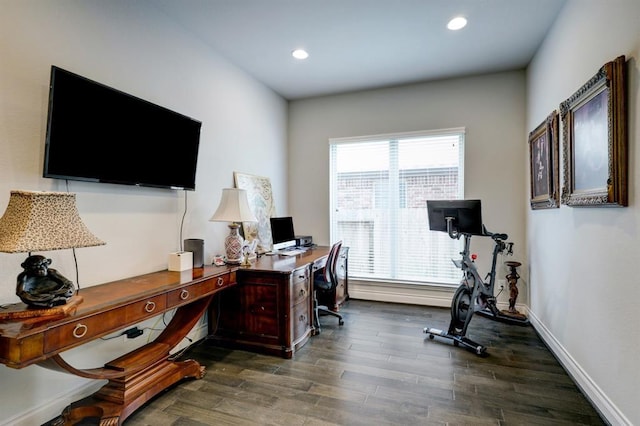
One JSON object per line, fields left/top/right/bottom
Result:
{"left": 224, "top": 223, "right": 244, "bottom": 264}
{"left": 16, "top": 255, "right": 76, "bottom": 308}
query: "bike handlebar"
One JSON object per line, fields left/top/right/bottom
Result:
{"left": 444, "top": 220, "right": 508, "bottom": 242}
{"left": 482, "top": 225, "right": 508, "bottom": 241}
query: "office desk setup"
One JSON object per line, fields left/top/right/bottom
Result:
{"left": 0, "top": 245, "right": 348, "bottom": 425}
{"left": 209, "top": 246, "right": 330, "bottom": 358}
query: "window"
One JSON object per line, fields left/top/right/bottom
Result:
{"left": 329, "top": 129, "right": 465, "bottom": 286}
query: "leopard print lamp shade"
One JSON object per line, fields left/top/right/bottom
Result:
{"left": 0, "top": 190, "right": 105, "bottom": 253}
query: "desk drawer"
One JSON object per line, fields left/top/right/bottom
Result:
{"left": 167, "top": 275, "right": 229, "bottom": 307}
{"left": 292, "top": 297, "right": 310, "bottom": 343}
{"left": 291, "top": 268, "right": 310, "bottom": 306}
{"left": 44, "top": 309, "right": 125, "bottom": 353}
{"left": 125, "top": 294, "right": 167, "bottom": 323}
{"left": 312, "top": 257, "right": 327, "bottom": 275}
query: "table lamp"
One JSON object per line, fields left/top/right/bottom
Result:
{"left": 0, "top": 190, "right": 105, "bottom": 308}
{"left": 209, "top": 188, "right": 257, "bottom": 264}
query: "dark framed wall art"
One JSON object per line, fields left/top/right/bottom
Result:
{"left": 529, "top": 111, "right": 560, "bottom": 209}
{"left": 560, "top": 55, "right": 627, "bottom": 207}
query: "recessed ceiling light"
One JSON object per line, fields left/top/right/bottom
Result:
{"left": 292, "top": 49, "right": 309, "bottom": 60}
{"left": 447, "top": 16, "right": 467, "bottom": 31}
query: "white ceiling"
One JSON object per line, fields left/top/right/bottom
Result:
{"left": 149, "top": 0, "right": 566, "bottom": 100}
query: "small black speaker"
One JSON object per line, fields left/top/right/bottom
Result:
{"left": 184, "top": 239, "right": 204, "bottom": 268}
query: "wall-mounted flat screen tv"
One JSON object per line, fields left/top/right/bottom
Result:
{"left": 43, "top": 66, "right": 202, "bottom": 190}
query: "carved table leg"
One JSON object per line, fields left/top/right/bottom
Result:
{"left": 46, "top": 296, "right": 213, "bottom": 425}
{"left": 58, "top": 356, "right": 205, "bottom": 425}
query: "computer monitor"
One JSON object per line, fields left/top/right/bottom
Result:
{"left": 426, "top": 199, "right": 484, "bottom": 236}
{"left": 270, "top": 216, "right": 297, "bottom": 251}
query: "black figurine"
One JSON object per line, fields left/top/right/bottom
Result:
{"left": 16, "top": 255, "right": 75, "bottom": 308}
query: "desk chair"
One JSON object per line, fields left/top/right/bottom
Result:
{"left": 313, "top": 240, "right": 345, "bottom": 333}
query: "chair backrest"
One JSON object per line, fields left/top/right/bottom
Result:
{"left": 322, "top": 240, "right": 343, "bottom": 287}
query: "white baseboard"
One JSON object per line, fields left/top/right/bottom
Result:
{"left": 349, "top": 287, "right": 453, "bottom": 307}
{"left": 1, "top": 381, "right": 103, "bottom": 426}
{"left": 349, "top": 281, "right": 528, "bottom": 312}
{"left": 527, "top": 310, "right": 629, "bottom": 426}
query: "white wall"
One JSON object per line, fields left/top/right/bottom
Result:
{"left": 0, "top": 1, "right": 287, "bottom": 424}
{"left": 527, "top": 1, "right": 639, "bottom": 424}
{"left": 288, "top": 72, "right": 527, "bottom": 307}
{"left": 3, "top": 0, "right": 637, "bottom": 424}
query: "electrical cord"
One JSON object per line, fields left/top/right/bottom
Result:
{"left": 65, "top": 186, "right": 197, "bottom": 351}
{"left": 167, "top": 337, "right": 194, "bottom": 361}
{"left": 178, "top": 190, "right": 188, "bottom": 252}
{"left": 62, "top": 180, "right": 83, "bottom": 296}
{"left": 100, "top": 328, "right": 140, "bottom": 341}
{"left": 206, "top": 293, "right": 222, "bottom": 337}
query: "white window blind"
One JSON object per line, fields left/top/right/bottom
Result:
{"left": 329, "top": 129, "right": 465, "bottom": 286}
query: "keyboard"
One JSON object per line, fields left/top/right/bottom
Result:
{"left": 279, "top": 249, "right": 304, "bottom": 256}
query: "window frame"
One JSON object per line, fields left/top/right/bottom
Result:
{"left": 329, "top": 128, "right": 465, "bottom": 287}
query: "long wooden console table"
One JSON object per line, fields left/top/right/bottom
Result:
{"left": 0, "top": 266, "right": 236, "bottom": 425}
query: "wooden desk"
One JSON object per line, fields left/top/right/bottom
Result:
{"left": 209, "top": 246, "right": 330, "bottom": 358}
{"left": 0, "top": 266, "right": 236, "bottom": 425}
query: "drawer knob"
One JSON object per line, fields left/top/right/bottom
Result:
{"left": 299, "top": 314, "right": 307, "bottom": 322}
{"left": 180, "top": 289, "right": 190, "bottom": 300}
{"left": 217, "top": 277, "right": 224, "bottom": 287}
{"left": 250, "top": 306, "right": 265, "bottom": 314}
{"left": 72, "top": 323, "right": 88, "bottom": 338}
{"left": 145, "top": 301, "right": 156, "bottom": 312}
{"left": 299, "top": 288, "right": 306, "bottom": 297}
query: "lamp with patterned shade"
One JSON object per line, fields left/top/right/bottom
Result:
{"left": 0, "top": 190, "right": 105, "bottom": 308}
{"left": 209, "top": 188, "right": 257, "bottom": 264}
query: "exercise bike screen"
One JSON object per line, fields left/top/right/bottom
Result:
{"left": 426, "top": 199, "right": 484, "bottom": 236}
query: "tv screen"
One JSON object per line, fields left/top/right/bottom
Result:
{"left": 426, "top": 199, "right": 484, "bottom": 236}
{"left": 43, "top": 66, "right": 202, "bottom": 190}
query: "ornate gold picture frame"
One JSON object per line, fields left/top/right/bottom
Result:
{"left": 529, "top": 111, "right": 559, "bottom": 210}
{"left": 560, "top": 56, "right": 627, "bottom": 207}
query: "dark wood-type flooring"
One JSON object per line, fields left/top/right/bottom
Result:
{"left": 120, "top": 300, "right": 604, "bottom": 425}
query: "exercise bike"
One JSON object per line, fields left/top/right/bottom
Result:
{"left": 423, "top": 200, "right": 521, "bottom": 355}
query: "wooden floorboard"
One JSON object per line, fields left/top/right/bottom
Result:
{"left": 122, "top": 299, "right": 605, "bottom": 426}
